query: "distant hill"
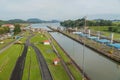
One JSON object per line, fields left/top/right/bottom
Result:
{"left": 0, "top": 20, "right": 6, "bottom": 26}
{"left": 51, "top": 20, "right": 60, "bottom": 23}
{"left": 111, "top": 19, "right": 120, "bottom": 22}
{"left": 27, "top": 18, "right": 44, "bottom": 23}
{"left": 94, "top": 19, "right": 120, "bottom": 22}
{"left": 7, "top": 19, "right": 26, "bottom": 23}
{"left": 27, "top": 18, "right": 60, "bottom": 23}
{"left": 0, "top": 18, "right": 60, "bottom": 24}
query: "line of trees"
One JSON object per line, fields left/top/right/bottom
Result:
{"left": 60, "top": 18, "right": 113, "bottom": 28}
{"left": 108, "top": 26, "right": 120, "bottom": 33}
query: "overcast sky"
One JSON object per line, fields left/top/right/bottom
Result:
{"left": 0, "top": 0, "right": 120, "bottom": 20}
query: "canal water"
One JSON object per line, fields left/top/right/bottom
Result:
{"left": 50, "top": 32, "right": 120, "bottom": 80}
{"left": 31, "top": 23, "right": 120, "bottom": 80}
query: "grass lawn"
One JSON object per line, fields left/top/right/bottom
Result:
{"left": 0, "top": 44, "right": 24, "bottom": 80}
{"left": 30, "top": 33, "right": 70, "bottom": 80}
{"left": 22, "top": 47, "right": 41, "bottom": 80}
{"left": 89, "top": 26, "right": 120, "bottom": 40}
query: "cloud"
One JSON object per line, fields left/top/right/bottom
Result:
{"left": 0, "top": 0, "right": 120, "bottom": 20}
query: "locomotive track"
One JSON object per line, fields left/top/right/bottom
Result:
{"left": 10, "top": 35, "right": 32, "bottom": 80}
{"left": 31, "top": 44, "right": 53, "bottom": 80}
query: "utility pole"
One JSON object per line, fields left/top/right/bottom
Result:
{"left": 84, "top": 16, "right": 87, "bottom": 32}
{"left": 82, "top": 16, "right": 87, "bottom": 80}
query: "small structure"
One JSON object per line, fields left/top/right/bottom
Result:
{"left": 79, "top": 33, "right": 88, "bottom": 37}
{"left": 87, "top": 36, "right": 98, "bottom": 40}
{"left": 15, "top": 36, "right": 21, "bottom": 39}
{"left": 53, "top": 58, "right": 60, "bottom": 65}
{"left": 88, "top": 29, "right": 91, "bottom": 37}
{"left": 67, "top": 28, "right": 77, "bottom": 33}
{"left": 15, "top": 41, "right": 22, "bottom": 44}
{"left": 73, "top": 32, "right": 82, "bottom": 35}
{"left": 0, "top": 41, "right": 4, "bottom": 44}
{"left": 43, "top": 40, "right": 50, "bottom": 45}
{"left": 2, "top": 24, "right": 15, "bottom": 29}
{"left": 97, "top": 31, "right": 100, "bottom": 40}
{"left": 110, "top": 33, "right": 114, "bottom": 44}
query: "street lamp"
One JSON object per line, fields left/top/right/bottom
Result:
{"left": 82, "top": 16, "right": 87, "bottom": 80}
{"left": 84, "top": 16, "right": 87, "bottom": 32}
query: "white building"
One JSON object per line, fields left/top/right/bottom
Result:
{"left": 43, "top": 40, "right": 50, "bottom": 45}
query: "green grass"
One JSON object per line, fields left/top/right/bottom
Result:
{"left": 90, "top": 26, "right": 120, "bottom": 40}
{"left": 0, "top": 44, "right": 23, "bottom": 80}
{"left": 31, "top": 33, "right": 70, "bottom": 80}
{"left": 89, "top": 26, "right": 109, "bottom": 31}
{"left": 22, "top": 47, "right": 41, "bottom": 80}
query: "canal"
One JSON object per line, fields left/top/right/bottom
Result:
{"left": 50, "top": 32, "right": 120, "bottom": 80}
{"left": 31, "top": 23, "right": 120, "bottom": 80}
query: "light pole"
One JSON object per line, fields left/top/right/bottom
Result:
{"left": 84, "top": 16, "right": 87, "bottom": 33}
{"left": 82, "top": 40, "right": 86, "bottom": 80}
{"left": 82, "top": 16, "right": 87, "bottom": 80}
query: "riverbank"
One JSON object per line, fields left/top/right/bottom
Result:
{"left": 48, "top": 26, "right": 120, "bottom": 63}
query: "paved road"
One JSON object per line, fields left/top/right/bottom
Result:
{"left": 31, "top": 44, "right": 53, "bottom": 80}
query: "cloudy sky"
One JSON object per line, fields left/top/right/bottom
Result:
{"left": 0, "top": 0, "right": 120, "bottom": 20}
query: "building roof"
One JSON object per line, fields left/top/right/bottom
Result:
{"left": 2, "top": 24, "right": 14, "bottom": 29}
{"left": 43, "top": 40, "right": 50, "bottom": 43}
{"left": 53, "top": 58, "right": 60, "bottom": 62}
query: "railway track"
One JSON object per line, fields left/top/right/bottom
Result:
{"left": 10, "top": 35, "right": 32, "bottom": 80}
{"left": 31, "top": 44, "right": 53, "bottom": 80}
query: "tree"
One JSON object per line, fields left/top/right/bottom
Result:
{"left": 14, "top": 24, "right": 21, "bottom": 34}
{"left": 60, "top": 18, "right": 114, "bottom": 28}
{"left": 108, "top": 27, "right": 113, "bottom": 32}
{"left": 0, "top": 28, "right": 4, "bottom": 34}
{"left": 3, "top": 27, "right": 10, "bottom": 33}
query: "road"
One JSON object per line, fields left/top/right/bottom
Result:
{"left": 31, "top": 44, "right": 53, "bottom": 80}
{"left": 10, "top": 36, "right": 31, "bottom": 80}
